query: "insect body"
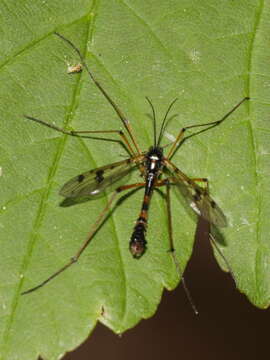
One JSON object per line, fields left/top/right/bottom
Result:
{"left": 21, "top": 32, "right": 249, "bottom": 296}
{"left": 130, "top": 145, "right": 164, "bottom": 258}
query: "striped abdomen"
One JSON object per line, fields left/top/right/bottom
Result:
{"left": 129, "top": 146, "right": 164, "bottom": 258}
{"left": 129, "top": 194, "right": 151, "bottom": 258}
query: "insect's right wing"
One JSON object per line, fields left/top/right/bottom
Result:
{"left": 60, "top": 157, "right": 141, "bottom": 198}
{"left": 165, "top": 160, "right": 227, "bottom": 227}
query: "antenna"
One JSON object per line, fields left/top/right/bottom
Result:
{"left": 157, "top": 98, "right": 178, "bottom": 146}
{"left": 145, "top": 97, "right": 157, "bottom": 147}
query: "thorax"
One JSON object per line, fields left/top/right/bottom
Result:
{"left": 144, "top": 146, "right": 164, "bottom": 179}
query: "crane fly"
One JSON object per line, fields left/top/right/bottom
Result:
{"left": 22, "top": 32, "right": 249, "bottom": 309}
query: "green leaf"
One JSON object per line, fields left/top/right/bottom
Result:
{"left": 0, "top": 0, "right": 269, "bottom": 359}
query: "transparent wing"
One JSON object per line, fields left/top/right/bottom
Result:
{"left": 60, "top": 158, "right": 139, "bottom": 198}
{"left": 165, "top": 160, "right": 227, "bottom": 227}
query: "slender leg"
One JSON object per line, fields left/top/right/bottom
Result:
{"left": 165, "top": 180, "right": 174, "bottom": 252}
{"left": 191, "top": 177, "right": 208, "bottom": 184}
{"left": 23, "top": 115, "right": 136, "bottom": 157}
{"left": 22, "top": 181, "right": 146, "bottom": 295}
{"left": 167, "top": 97, "right": 249, "bottom": 159}
{"left": 73, "top": 130, "right": 136, "bottom": 157}
{"left": 165, "top": 180, "right": 198, "bottom": 315}
{"left": 54, "top": 32, "right": 142, "bottom": 155}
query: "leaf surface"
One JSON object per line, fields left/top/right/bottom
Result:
{"left": 0, "top": 1, "right": 269, "bottom": 359}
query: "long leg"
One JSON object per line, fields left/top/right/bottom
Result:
{"left": 167, "top": 97, "right": 249, "bottom": 159}
{"left": 54, "top": 32, "right": 142, "bottom": 155}
{"left": 22, "top": 181, "right": 146, "bottom": 295}
{"left": 165, "top": 180, "right": 198, "bottom": 315}
{"left": 23, "top": 115, "right": 136, "bottom": 157}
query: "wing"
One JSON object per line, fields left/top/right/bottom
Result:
{"left": 59, "top": 158, "right": 139, "bottom": 198}
{"left": 165, "top": 160, "right": 227, "bottom": 227}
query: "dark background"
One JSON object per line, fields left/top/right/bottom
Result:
{"left": 63, "top": 220, "right": 268, "bottom": 359}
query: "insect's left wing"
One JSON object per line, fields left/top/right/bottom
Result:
{"left": 60, "top": 158, "right": 140, "bottom": 198}
{"left": 165, "top": 160, "right": 227, "bottom": 227}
